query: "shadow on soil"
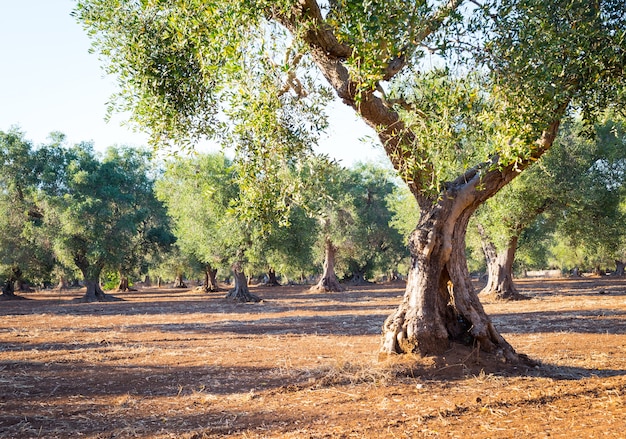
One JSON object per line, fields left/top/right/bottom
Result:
{"left": 492, "top": 309, "right": 626, "bottom": 334}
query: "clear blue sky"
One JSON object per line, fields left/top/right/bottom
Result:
{"left": 0, "top": 1, "right": 384, "bottom": 165}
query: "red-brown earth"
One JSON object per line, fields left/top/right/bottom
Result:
{"left": 1, "top": 277, "right": 625, "bottom": 438}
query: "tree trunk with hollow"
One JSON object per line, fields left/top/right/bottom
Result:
{"left": 225, "top": 264, "right": 260, "bottom": 302}
{"left": 478, "top": 227, "right": 526, "bottom": 300}
{"left": 202, "top": 265, "right": 219, "bottom": 292}
{"left": 310, "top": 238, "right": 344, "bottom": 293}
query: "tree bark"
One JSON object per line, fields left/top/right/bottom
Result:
{"left": 380, "top": 193, "right": 520, "bottom": 361}
{"left": 615, "top": 260, "right": 625, "bottom": 276}
{"left": 117, "top": 273, "right": 130, "bottom": 292}
{"left": 478, "top": 227, "right": 526, "bottom": 300}
{"left": 74, "top": 257, "right": 119, "bottom": 302}
{"left": 281, "top": 0, "right": 564, "bottom": 362}
{"left": 1, "top": 278, "right": 19, "bottom": 300}
{"left": 225, "top": 264, "right": 260, "bottom": 302}
{"left": 310, "top": 237, "right": 344, "bottom": 292}
{"left": 173, "top": 272, "right": 187, "bottom": 288}
{"left": 202, "top": 265, "right": 219, "bottom": 292}
{"left": 346, "top": 265, "right": 372, "bottom": 286}
{"left": 2, "top": 266, "right": 28, "bottom": 298}
{"left": 56, "top": 276, "right": 69, "bottom": 290}
{"left": 82, "top": 278, "right": 109, "bottom": 302}
{"left": 594, "top": 265, "right": 605, "bottom": 276}
{"left": 266, "top": 268, "right": 281, "bottom": 286}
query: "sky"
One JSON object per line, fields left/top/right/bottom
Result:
{"left": 0, "top": 1, "right": 386, "bottom": 166}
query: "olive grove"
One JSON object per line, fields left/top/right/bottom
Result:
{"left": 75, "top": 0, "right": 626, "bottom": 361}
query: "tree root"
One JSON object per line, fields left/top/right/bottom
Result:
{"left": 309, "top": 277, "right": 344, "bottom": 293}
{"left": 225, "top": 288, "right": 261, "bottom": 303}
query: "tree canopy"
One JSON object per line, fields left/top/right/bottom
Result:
{"left": 43, "top": 143, "right": 168, "bottom": 301}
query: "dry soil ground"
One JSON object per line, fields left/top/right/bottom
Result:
{"left": 1, "top": 277, "right": 626, "bottom": 438}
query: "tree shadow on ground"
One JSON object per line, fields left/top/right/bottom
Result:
{"left": 380, "top": 343, "right": 626, "bottom": 383}
{"left": 492, "top": 309, "right": 626, "bottom": 334}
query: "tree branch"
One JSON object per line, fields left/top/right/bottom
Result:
{"left": 292, "top": 0, "right": 352, "bottom": 59}
{"left": 383, "top": 0, "right": 465, "bottom": 81}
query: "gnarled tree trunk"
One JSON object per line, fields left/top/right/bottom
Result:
{"left": 117, "top": 273, "right": 131, "bottom": 292}
{"left": 615, "top": 260, "right": 625, "bottom": 276}
{"left": 478, "top": 227, "right": 526, "bottom": 300}
{"left": 346, "top": 264, "right": 372, "bottom": 286}
{"left": 56, "top": 276, "right": 69, "bottom": 290}
{"left": 83, "top": 278, "right": 109, "bottom": 302}
{"left": 1, "top": 278, "right": 21, "bottom": 301}
{"left": 311, "top": 237, "right": 344, "bottom": 292}
{"left": 173, "top": 272, "right": 187, "bottom": 288}
{"left": 1, "top": 266, "right": 25, "bottom": 300}
{"left": 266, "top": 268, "right": 281, "bottom": 286}
{"left": 225, "top": 263, "right": 260, "bottom": 302}
{"left": 202, "top": 265, "right": 219, "bottom": 292}
{"left": 74, "top": 256, "right": 119, "bottom": 302}
{"left": 380, "top": 190, "right": 520, "bottom": 361}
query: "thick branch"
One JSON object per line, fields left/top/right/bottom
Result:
{"left": 293, "top": 0, "right": 352, "bottom": 59}
{"left": 447, "top": 107, "right": 567, "bottom": 213}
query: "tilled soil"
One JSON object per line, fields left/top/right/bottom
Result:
{"left": 1, "top": 277, "right": 625, "bottom": 438}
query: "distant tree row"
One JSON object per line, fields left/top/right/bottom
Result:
{"left": 0, "top": 129, "right": 411, "bottom": 302}
{"left": 2, "top": 114, "right": 625, "bottom": 303}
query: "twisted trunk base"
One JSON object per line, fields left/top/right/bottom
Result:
{"left": 78, "top": 280, "right": 122, "bottom": 303}
{"left": 173, "top": 273, "right": 187, "bottom": 288}
{"left": 117, "top": 275, "right": 132, "bottom": 292}
{"left": 225, "top": 269, "right": 260, "bottom": 302}
{"left": 479, "top": 234, "right": 527, "bottom": 301}
{"left": 310, "top": 238, "right": 344, "bottom": 293}
{"left": 202, "top": 266, "right": 219, "bottom": 292}
{"left": 380, "top": 205, "right": 522, "bottom": 364}
{"left": 265, "top": 268, "right": 281, "bottom": 287}
{"left": 346, "top": 268, "right": 372, "bottom": 286}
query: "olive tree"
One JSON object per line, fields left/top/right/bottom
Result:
{"left": 76, "top": 0, "right": 626, "bottom": 360}
{"left": 44, "top": 143, "right": 165, "bottom": 302}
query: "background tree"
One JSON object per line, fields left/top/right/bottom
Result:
{"left": 43, "top": 143, "right": 165, "bottom": 302}
{"left": 303, "top": 159, "right": 356, "bottom": 293}
{"left": 246, "top": 203, "right": 318, "bottom": 286}
{"left": 0, "top": 129, "right": 57, "bottom": 298}
{"left": 341, "top": 163, "right": 407, "bottom": 284}
{"left": 156, "top": 153, "right": 262, "bottom": 301}
{"left": 387, "top": 182, "right": 421, "bottom": 279}
{"left": 548, "top": 116, "right": 626, "bottom": 274}
{"left": 76, "top": 0, "right": 626, "bottom": 360}
{"left": 98, "top": 147, "right": 175, "bottom": 291}
{"left": 471, "top": 119, "right": 599, "bottom": 299}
